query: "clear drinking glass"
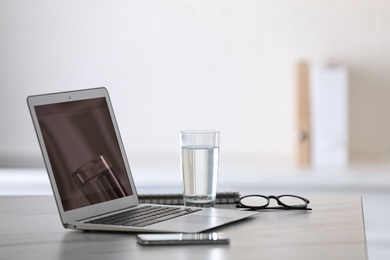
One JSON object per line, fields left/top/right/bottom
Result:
{"left": 180, "top": 130, "right": 220, "bottom": 207}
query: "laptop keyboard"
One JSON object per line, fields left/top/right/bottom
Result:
{"left": 85, "top": 205, "right": 202, "bottom": 227}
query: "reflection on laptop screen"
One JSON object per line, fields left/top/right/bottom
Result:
{"left": 35, "top": 97, "right": 133, "bottom": 211}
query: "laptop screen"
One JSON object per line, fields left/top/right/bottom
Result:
{"left": 35, "top": 97, "right": 133, "bottom": 211}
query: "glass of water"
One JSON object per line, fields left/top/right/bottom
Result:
{"left": 180, "top": 130, "right": 220, "bottom": 207}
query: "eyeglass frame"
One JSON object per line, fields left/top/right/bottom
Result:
{"left": 235, "top": 194, "right": 312, "bottom": 210}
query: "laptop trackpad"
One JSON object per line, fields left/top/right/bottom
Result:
{"left": 176, "top": 215, "right": 233, "bottom": 225}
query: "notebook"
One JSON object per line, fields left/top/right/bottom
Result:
{"left": 138, "top": 188, "right": 240, "bottom": 205}
{"left": 27, "top": 87, "right": 258, "bottom": 233}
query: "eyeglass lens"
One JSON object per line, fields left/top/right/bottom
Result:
{"left": 278, "top": 196, "right": 307, "bottom": 207}
{"left": 240, "top": 196, "right": 269, "bottom": 207}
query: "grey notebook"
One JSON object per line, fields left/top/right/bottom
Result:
{"left": 27, "top": 87, "right": 257, "bottom": 233}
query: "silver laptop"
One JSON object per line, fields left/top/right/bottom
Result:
{"left": 27, "top": 87, "right": 257, "bottom": 233}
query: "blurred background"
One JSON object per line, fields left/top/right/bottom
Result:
{"left": 2, "top": 0, "right": 390, "bottom": 167}
{"left": 1, "top": 1, "right": 390, "bottom": 259}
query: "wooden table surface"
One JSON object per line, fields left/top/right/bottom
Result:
{"left": 0, "top": 196, "right": 367, "bottom": 260}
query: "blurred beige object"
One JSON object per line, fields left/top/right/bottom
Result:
{"left": 296, "top": 62, "right": 311, "bottom": 166}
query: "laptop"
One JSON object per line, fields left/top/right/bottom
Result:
{"left": 27, "top": 87, "right": 258, "bottom": 233}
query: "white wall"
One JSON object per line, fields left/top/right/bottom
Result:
{"left": 1, "top": 0, "right": 390, "bottom": 167}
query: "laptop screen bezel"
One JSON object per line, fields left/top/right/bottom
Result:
{"left": 27, "top": 87, "right": 139, "bottom": 224}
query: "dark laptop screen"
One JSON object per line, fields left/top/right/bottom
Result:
{"left": 35, "top": 97, "right": 133, "bottom": 211}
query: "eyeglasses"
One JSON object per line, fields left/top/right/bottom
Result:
{"left": 235, "top": 194, "right": 312, "bottom": 210}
